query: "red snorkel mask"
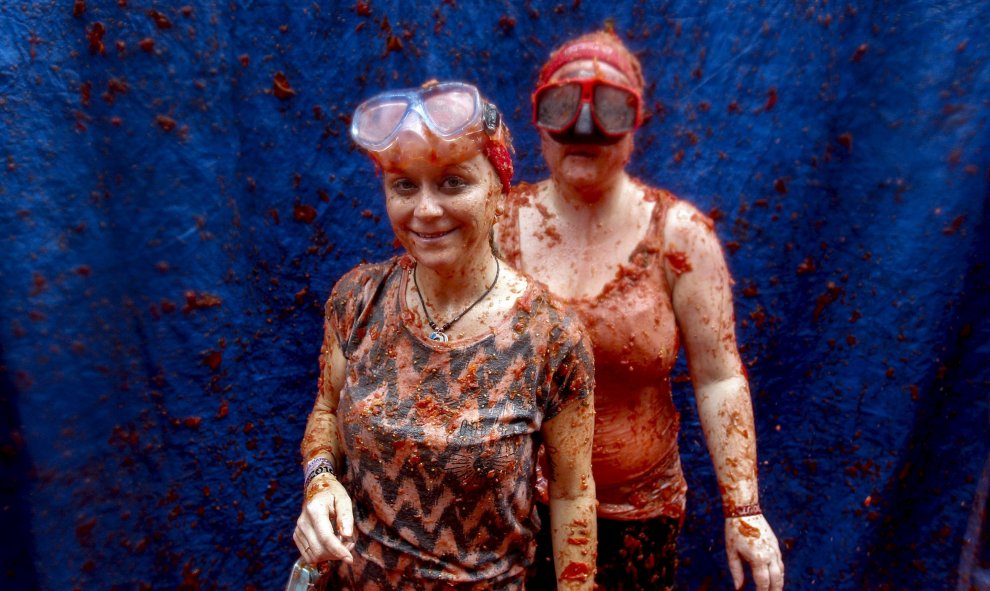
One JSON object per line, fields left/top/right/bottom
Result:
{"left": 532, "top": 35, "right": 645, "bottom": 141}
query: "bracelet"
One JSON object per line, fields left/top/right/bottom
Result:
{"left": 304, "top": 456, "right": 336, "bottom": 490}
{"left": 724, "top": 503, "right": 762, "bottom": 518}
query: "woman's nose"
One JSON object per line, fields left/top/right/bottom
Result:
{"left": 413, "top": 189, "right": 443, "bottom": 218}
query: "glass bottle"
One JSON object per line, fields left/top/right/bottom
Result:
{"left": 284, "top": 557, "right": 327, "bottom": 591}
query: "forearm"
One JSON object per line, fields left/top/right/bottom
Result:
{"left": 696, "top": 375, "right": 761, "bottom": 511}
{"left": 301, "top": 323, "right": 346, "bottom": 474}
{"left": 548, "top": 491, "right": 598, "bottom": 591}
{"left": 300, "top": 404, "right": 341, "bottom": 470}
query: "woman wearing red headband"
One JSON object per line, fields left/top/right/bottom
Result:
{"left": 497, "top": 32, "right": 784, "bottom": 590}
{"left": 291, "top": 81, "right": 598, "bottom": 590}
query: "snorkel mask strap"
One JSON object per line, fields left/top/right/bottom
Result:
{"left": 481, "top": 102, "right": 513, "bottom": 194}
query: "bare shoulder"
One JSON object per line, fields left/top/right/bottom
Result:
{"left": 499, "top": 263, "right": 530, "bottom": 297}
{"left": 508, "top": 179, "right": 549, "bottom": 211}
{"left": 663, "top": 199, "right": 717, "bottom": 249}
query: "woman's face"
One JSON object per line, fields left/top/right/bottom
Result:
{"left": 539, "top": 60, "right": 637, "bottom": 193}
{"left": 382, "top": 152, "right": 500, "bottom": 274}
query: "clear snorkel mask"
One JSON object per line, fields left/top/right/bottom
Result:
{"left": 350, "top": 81, "right": 513, "bottom": 191}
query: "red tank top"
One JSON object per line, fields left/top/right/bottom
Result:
{"left": 498, "top": 180, "right": 688, "bottom": 520}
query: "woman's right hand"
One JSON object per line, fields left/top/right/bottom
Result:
{"left": 293, "top": 475, "right": 355, "bottom": 564}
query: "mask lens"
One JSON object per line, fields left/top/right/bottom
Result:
{"left": 423, "top": 87, "right": 478, "bottom": 136}
{"left": 355, "top": 98, "right": 410, "bottom": 146}
{"left": 593, "top": 84, "right": 638, "bottom": 134}
{"left": 536, "top": 83, "right": 583, "bottom": 131}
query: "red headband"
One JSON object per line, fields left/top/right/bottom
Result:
{"left": 482, "top": 141, "right": 513, "bottom": 195}
{"left": 539, "top": 40, "right": 641, "bottom": 88}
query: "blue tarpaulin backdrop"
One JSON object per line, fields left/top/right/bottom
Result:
{"left": 1, "top": 1, "right": 988, "bottom": 589}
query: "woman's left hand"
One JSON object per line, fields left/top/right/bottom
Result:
{"left": 724, "top": 514, "right": 784, "bottom": 591}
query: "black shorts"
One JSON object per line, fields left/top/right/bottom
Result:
{"left": 528, "top": 503, "right": 680, "bottom": 591}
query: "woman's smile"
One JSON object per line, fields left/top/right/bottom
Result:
{"left": 410, "top": 227, "right": 457, "bottom": 241}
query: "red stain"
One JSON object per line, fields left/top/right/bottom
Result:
{"left": 560, "top": 561, "right": 591, "bottom": 581}
{"left": 216, "top": 400, "right": 229, "bottom": 419}
{"left": 837, "top": 132, "right": 853, "bottom": 152}
{"left": 148, "top": 9, "right": 173, "bottom": 29}
{"left": 29, "top": 273, "right": 47, "bottom": 296}
{"left": 203, "top": 350, "right": 222, "bottom": 371}
{"left": 763, "top": 87, "right": 777, "bottom": 111}
{"left": 180, "top": 561, "right": 201, "bottom": 590}
{"left": 87, "top": 22, "right": 106, "bottom": 55}
{"left": 80, "top": 81, "right": 91, "bottom": 107}
{"left": 386, "top": 34, "right": 403, "bottom": 53}
{"left": 294, "top": 286, "right": 310, "bottom": 305}
{"left": 851, "top": 43, "right": 869, "bottom": 62}
{"left": 293, "top": 203, "right": 317, "bottom": 223}
{"left": 664, "top": 251, "right": 692, "bottom": 275}
{"left": 139, "top": 37, "right": 155, "bottom": 52}
{"left": 942, "top": 215, "right": 965, "bottom": 235}
{"left": 774, "top": 178, "right": 788, "bottom": 194}
{"left": 273, "top": 72, "right": 296, "bottom": 100}
{"left": 75, "top": 517, "right": 97, "bottom": 543}
{"left": 796, "top": 256, "right": 816, "bottom": 275}
{"left": 73, "top": 1, "right": 86, "bottom": 18}
{"left": 155, "top": 115, "right": 176, "bottom": 132}
{"left": 498, "top": 15, "right": 516, "bottom": 32}
{"left": 182, "top": 290, "right": 222, "bottom": 313}
{"left": 355, "top": 0, "right": 371, "bottom": 16}
{"left": 737, "top": 519, "right": 760, "bottom": 538}
{"left": 104, "top": 78, "right": 129, "bottom": 104}
{"left": 183, "top": 416, "right": 202, "bottom": 429}
{"left": 812, "top": 282, "right": 844, "bottom": 321}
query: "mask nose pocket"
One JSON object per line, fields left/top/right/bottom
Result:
{"left": 575, "top": 102, "right": 594, "bottom": 135}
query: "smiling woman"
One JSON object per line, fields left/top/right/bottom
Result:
{"left": 291, "top": 81, "right": 598, "bottom": 591}
{"left": 383, "top": 155, "right": 499, "bottom": 288}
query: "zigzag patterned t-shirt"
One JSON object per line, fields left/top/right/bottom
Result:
{"left": 326, "top": 256, "right": 594, "bottom": 591}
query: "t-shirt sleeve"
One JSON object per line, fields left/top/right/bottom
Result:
{"left": 324, "top": 263, "right": 384, "bottom": 357}
{"left": 543, "top": 317, "right": 595, "bottom": 421}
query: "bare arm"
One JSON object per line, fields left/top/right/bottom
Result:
{"left": 665, "top": 202, "right": 783, "bottom": 591}
{"left": 543, "top": 392, "right": 597, "bottom": 591}
{"left": 293, "top": 317, "right": 354, "bottom": 564}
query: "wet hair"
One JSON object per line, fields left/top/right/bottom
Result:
{"left": 539, "top": 30, "right": 645, "bottom": 92}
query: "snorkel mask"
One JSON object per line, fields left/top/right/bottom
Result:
{"left": 350, "top": 81, "right": 514, "bottom": 193}
{"left": 532, "top": 33, "right": 645, "bottom": 144}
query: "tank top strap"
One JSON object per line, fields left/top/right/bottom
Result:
{"left": 499, "top": 182, "right": 538, "bottom": 268}
{"left": 629, "top": 180, "right": 678, "bottom": 267}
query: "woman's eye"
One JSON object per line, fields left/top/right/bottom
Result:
{"left": 391, "top": 179, "right": 417, "bottom": 193}
{"left": 440, "top": 176, "right": 467, "bottom": 190}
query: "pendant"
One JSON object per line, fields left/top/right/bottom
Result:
{"left": 428, "top": 330, "right": 448, "bottom": 342}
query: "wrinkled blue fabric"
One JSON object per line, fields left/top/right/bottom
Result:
{"left": 0, "top": 1, "right": 987, "bottom": 589}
